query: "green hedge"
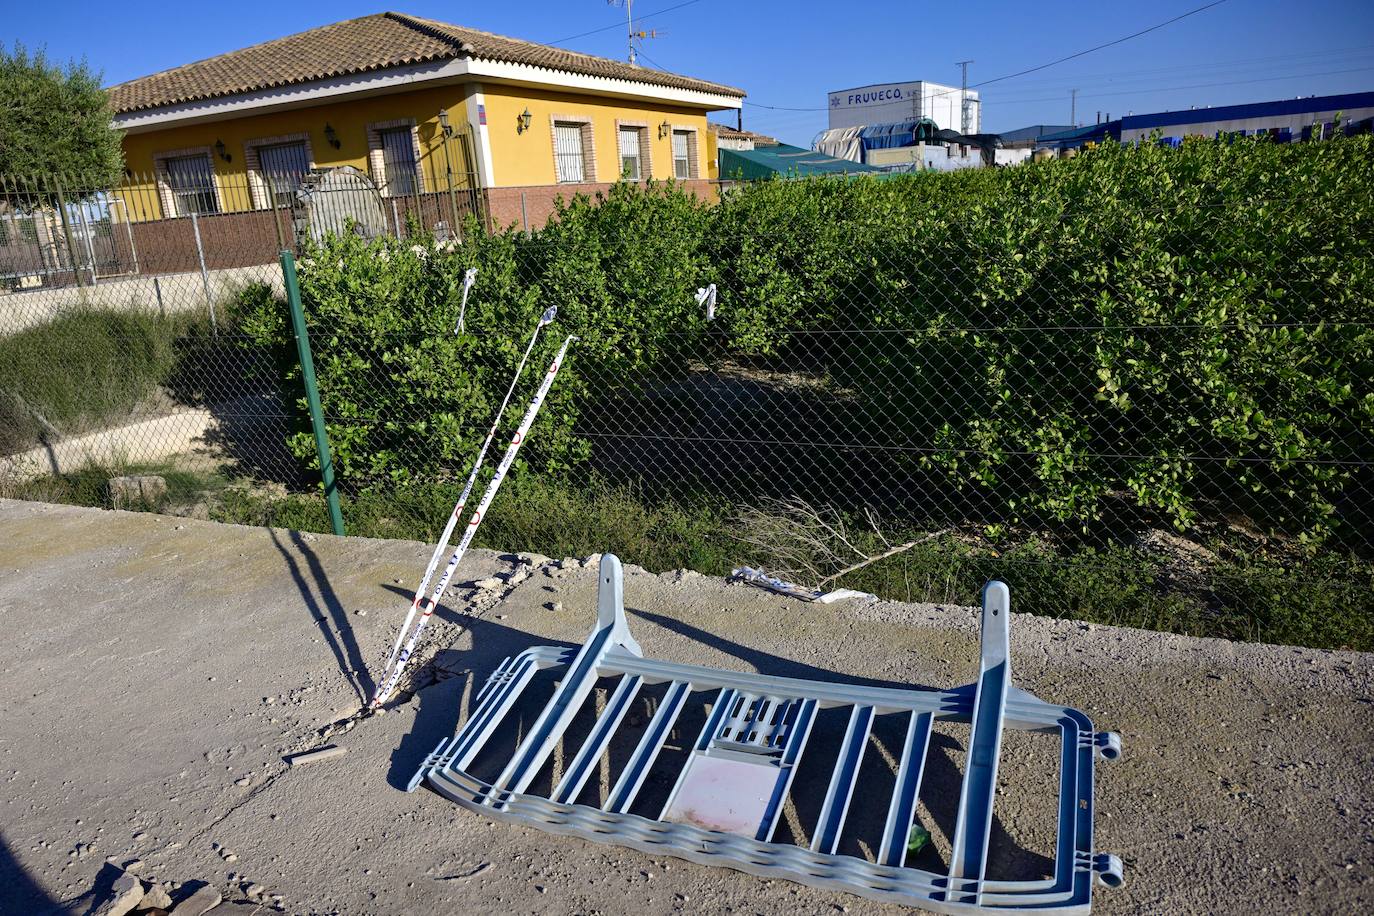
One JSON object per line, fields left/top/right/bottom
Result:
{"left": 238, "top": 133, "right": 1374, "bottom": 546}
{"left": 0, "top": 308, "right": 201, "bottom": 454}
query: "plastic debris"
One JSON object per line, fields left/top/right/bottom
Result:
{"left": 728, "top": 566, "right": 874, "bottom": 603}
{"left": 695, "top": 283, "right": 717, "bottom": 321}
{"left": 409, "top": 554, "right": 1124, "bottom": 912}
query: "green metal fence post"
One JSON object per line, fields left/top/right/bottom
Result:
{"left": 279, "top": 249, "right": 346, "bottom": 536}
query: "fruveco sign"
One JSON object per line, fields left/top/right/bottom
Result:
{"left": 834, "top": 86, "right": 909, "bottom": 107}
{"left": 827, "top": 82, "right": 921, "bottom": 129}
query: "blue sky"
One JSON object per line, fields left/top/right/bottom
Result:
{"left": 8, "top": 0, "right": 1374, "bottom": 146}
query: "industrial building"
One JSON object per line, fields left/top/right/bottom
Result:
{"left": 1037, "top": 91, "right": 1374, "bottom": 151}
{"left": 1115, "top": 91, "right": 1374, "bottom": 144}
{"left": 816, "top": 78, "right": 986, "bottom": 174}
{"left": 827, "top": 80, "right": 980, "bottom": 133}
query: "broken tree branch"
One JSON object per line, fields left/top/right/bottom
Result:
{"left": 816, "top": 528, "right": 952, "bottom": 588}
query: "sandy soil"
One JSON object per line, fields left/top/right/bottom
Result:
{"left": 0, "top": 498, "right": 1370, "bottom": 915}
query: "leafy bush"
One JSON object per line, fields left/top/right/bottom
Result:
{"left": 526, "top": 180, "right": 714, "bottom": 376}
{"left": 708, "top": 134, "right": 1374, "bottom": 544}
{"left": 240, "top": 135, "right": 1374, "bottom": 548}
{"left": 237, "top": 181, "right": 719, "bottom": 491}
{"left": 236, "top": 229, "right": 575, "bottom": 487}
{"left": 0, "top": 308, "right": 202, "bottom": 453}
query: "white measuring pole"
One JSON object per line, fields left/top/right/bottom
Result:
{"left": 370, "top": 332, "right": 578, "bottom": 709}
{"left": 376, "top": 305, "right": 556, "bottom": 686}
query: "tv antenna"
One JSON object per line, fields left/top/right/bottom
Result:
{"left": 607, "top": 0, "right": 662, "bottom": 64}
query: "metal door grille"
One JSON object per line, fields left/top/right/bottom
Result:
{"left": 378, "top": 127, "right": 418, "bottom": 197}
{"left": 410, "top": 555, "right": 1124, "bottom": 913}
{"left": 258, "top": 142, "right": 309, "bottom": 208}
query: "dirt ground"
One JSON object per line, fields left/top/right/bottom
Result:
{"left": 0, "top": 498, "right": 1371, "bottom": 915}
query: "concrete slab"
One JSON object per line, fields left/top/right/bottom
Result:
{"left": 0, "top": 498, "right": 1370, "bottom": 915}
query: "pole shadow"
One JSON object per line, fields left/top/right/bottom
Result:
{"left": 268, "top": 528, "right": 373, "bottom": 702}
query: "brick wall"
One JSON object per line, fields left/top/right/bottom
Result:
{"left": 6, "top": 181, "right": 712, "bottom": 291}
{"left": 486, "top": 180, "right": 718, "bottom": 232}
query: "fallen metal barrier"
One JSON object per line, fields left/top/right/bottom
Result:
{"left": 410, "top": 554, "right": 1123, "bottom": 913}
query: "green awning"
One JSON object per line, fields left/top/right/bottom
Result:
{"left": 719, "top": 144, "right": 885, "bottom": 180}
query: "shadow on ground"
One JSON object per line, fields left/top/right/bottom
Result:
{"left": 269, "top": 528, "right": 373, "bottom": 703}
{"left": 0, "top": 830, "right": 60, "bottom": 915}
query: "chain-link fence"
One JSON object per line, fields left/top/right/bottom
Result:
{"left": 4, "top": 139, "right": 1372, "bottom": 651}
{"left": 0, "top": 163, "right": 478, "bottom": 488}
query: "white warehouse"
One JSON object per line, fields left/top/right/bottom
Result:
{"left": 827, "top": 80, "right": 980, "bottom": 133}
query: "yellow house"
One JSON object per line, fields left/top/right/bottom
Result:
{"left": 109, "top": 11, "right": 745, "bottom": 230}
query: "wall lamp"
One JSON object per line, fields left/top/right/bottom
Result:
{"left": 659, "top": 120, "right": 672, "bottom": 139}
{"left": 438, "top": 108, "right": 454, "bottom": 138}
{"left": 213, "top": 139, "right": 232, "bottom": 163}
{"left": 517, "top": 108, "right": 533, "bottom": 134}
{"left": 323, "top": 123, "right": 341, "bottom": 149}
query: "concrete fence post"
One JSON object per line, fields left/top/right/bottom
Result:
{"left": 189, "top": 211, "right": 217, "bottom": 332}
{"left": 75, "top": 203, "right": 100, "bottom": 286}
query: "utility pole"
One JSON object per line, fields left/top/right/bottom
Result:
{"left": 956, "top": 60, "right": 973, "bottom": 134}
{"left": 1070, "top": 88, "right": 1079, "bottom": 127}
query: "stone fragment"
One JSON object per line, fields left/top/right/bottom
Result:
{"left": 245, "top": 882, "right": 266, "bottom": 897}
{"left": 169, "top": 885, "right": 222, "bottom": 916}
{"left": 92, "top": 871, "right": 144, "bottom": 916}
{"left": 474, "top": 577, "right": 502, "bottom": 590}
{"left": 140, "top": 883, "right": 174, "bottom": 909}
{"left": 285, "top": 745, "right": 346, "bottom": 767}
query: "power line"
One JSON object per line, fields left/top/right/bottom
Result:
{"left": 990, "top": 43, "right": 1374, "bottom": 90}
{"left": 635, "top": 47, "right": 670, "bottom": 72}
{"left": 747, "top": 0, "right": 1235, "bottom": 113}
{"left": 546, "top": 0, "right": 706, "bottom": 45}
{"left": 973, "top": 0, "right": 1233, "bottom": 90}
{"left": 984, "top": 64, "right": 1374, "bottom": 107}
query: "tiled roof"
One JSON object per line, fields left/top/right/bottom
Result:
{"left": 708, "top": 122, "right": 779, "bottom": 145}
{"left": 109, "top": 11, "right": 745, "bottom": 114}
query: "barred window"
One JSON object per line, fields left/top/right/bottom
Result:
{"left": 554, "top": 122, "right": 586, "bottom": 183}
{"left": 257, "top": 141, "right": 309, "bottom": 207}
{"left": 672, "top": 130, "right": 691, "bottom": 179}
{"left": 163, "top": 154, "right": 219, "bottom": 216}
{"left": 618, "top": 127, "right": 642, "bottom": 180}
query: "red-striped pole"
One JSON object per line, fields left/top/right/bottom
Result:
{"left": 376, "top": 306, "right": 558, "bottom": 686}
{"left": 369, "top": 333, "right": 578, "bottom": 709}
